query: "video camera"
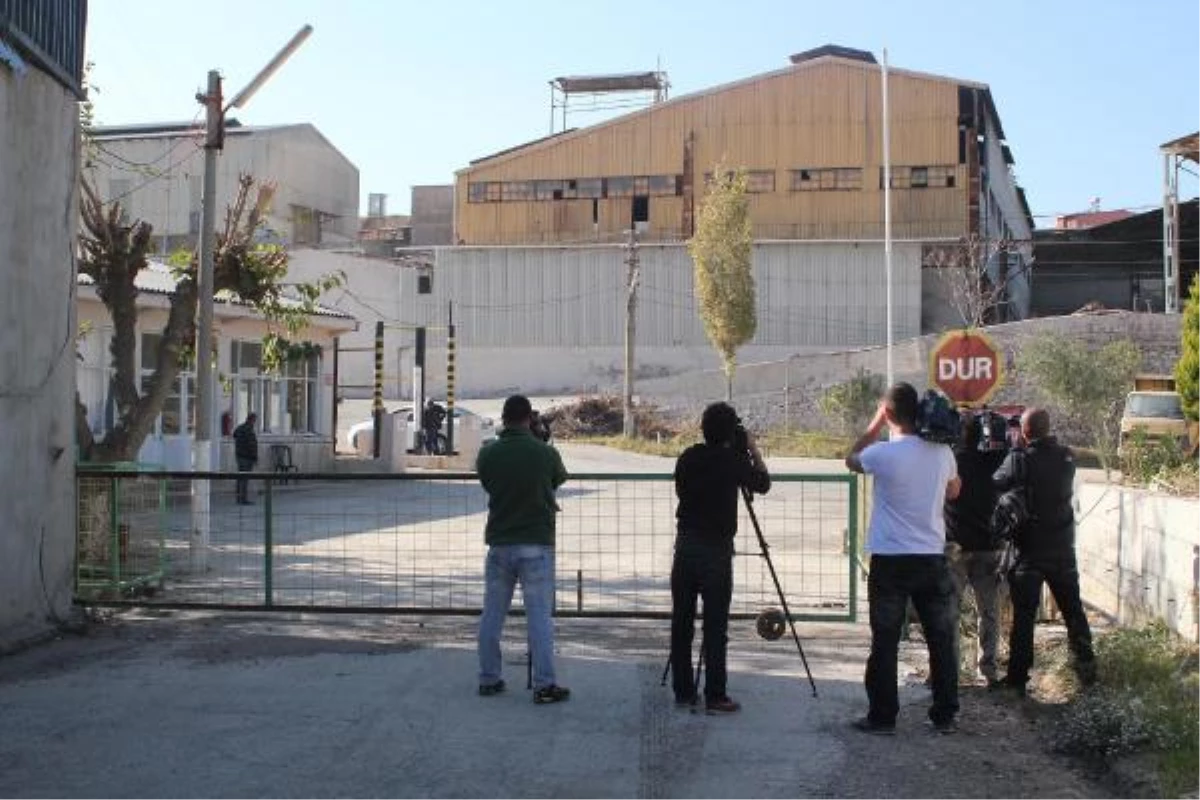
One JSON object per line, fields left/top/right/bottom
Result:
{"left": 915, "top": 389, "right": 962, "bottom": 445}
{"left": 972, "top": 410, "right": 1013, "bottom": 453}
{"left": 529, "top": 410, "right": 552, "bottom": 443}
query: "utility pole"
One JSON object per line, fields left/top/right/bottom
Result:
{"left": 189, "top": 25, "right": 313, "bottom": 572}
{"left": 189, "top": 70, "right": 222, "bottom": 574}
{"left": 623, "top": 228, "right": 640, "bottom": 438}
{"left": 881, "top": 47, "right": 894, "bottom": 387}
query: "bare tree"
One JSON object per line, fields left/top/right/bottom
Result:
{"left": 926, "top": 234, "right": 1024, "bottom": 328}
{"left": 77, "top": 174, "right": 340, "bottom": 462}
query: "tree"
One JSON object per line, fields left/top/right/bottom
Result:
{"left": 76, "top": 174, "right": 341, "bottom": 463}
{"left": 1017, "top": 333, "right": 1141, "bottom": 474}
{"left": 926, "top": 234, "right": 1022, "bottom": 328}
{"left": 1176, "top": 274, "right": 1198, "bottom": 423}
{"left": 688, "top": 164, "right": 755, "bottom": 400}
{"left": 819, "top": 368, "right": 885, "bottom": 436}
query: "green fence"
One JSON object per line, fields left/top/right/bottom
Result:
{"left": 74, "top": 469, "right": 859, "bottom": 622}
{"left": 76, "top": 463, "right": 168, "bottom": 600}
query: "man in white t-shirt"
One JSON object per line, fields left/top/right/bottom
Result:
{"left": 845, "top": 382, "right": 962, "bottom": 735}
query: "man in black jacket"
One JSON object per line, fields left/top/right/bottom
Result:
{"left": 233, "top": 412, "right": 259, "bottom": 505}
{"left": 945, "top": 412, "right": 1007, "bottom": 686}
{"left": 670, "top": 402, "right": 771, "bottom": 714}
{"left": 993, "top": 408, "right": 1096, "bottom": 694}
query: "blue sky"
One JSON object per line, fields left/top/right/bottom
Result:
{"left": 86, "top": 0, "right": 1199, "bottom": 223}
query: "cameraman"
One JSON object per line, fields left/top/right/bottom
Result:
{"left": 422, "top": 399, "right": 446, "bottom": 455}
{"left": 670, "top": 402, "right": 770, "bottom": 714}
{"left": 845, "top": 382, "right": 961, "bottom": 735}
{"left": 945, "top": 411, "right": 1008, "bottom": 687}
{"left": 993, "top": 408, "right": 1095, "bottom": 695}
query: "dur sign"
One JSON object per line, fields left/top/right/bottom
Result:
{"left": 929, "top": 329, "right": 1003, "bottom": 406}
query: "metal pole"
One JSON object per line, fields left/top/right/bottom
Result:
{"left": 882, "top": 49, "right": 894, "bottom": 387}
{"left": 190, "top": 69, "right": 221, "bottom": 573}
{"left": 623, "top": 229, "right": 639, "bottom": 438}
{"left": 372, "top": 321, "right": 384, "bottom": 459}
{"left": 446, "top": 302, "right": 456, "bottom": 454}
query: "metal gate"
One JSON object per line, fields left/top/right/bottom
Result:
{"left": 76, "top": 469, "right": 859, "bottom": 622}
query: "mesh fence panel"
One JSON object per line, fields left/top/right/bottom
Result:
{"left": 75, "top": 470, "right": 858, "bottom": 621}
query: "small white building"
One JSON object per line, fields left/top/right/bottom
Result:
{"left": 78, "top": 262, "right": 357, "bottom": 471}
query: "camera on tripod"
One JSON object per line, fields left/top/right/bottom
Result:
{"left": 973, "top": 409, "right": 1012, "bottom": 453}
{"left": 529, "top": 410, "right": 552, "bottom": 443}
{"left": 732, "top": 420, "right": 750, "bottom": 455}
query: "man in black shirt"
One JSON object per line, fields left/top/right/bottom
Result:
{"left": 232, "top": 412, "right": 258, "bottom": 505}
{"left": 670, "top": 402, "right": 771, "bottom": 714}
{"left": 945, "top": 412, "right": 1007, "bottom": 686}
{"left": 993, "top": 408, "right": 1096, "bottom": 694}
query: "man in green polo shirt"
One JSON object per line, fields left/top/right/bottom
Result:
{"left": 476, "top": 395, "right": 570, "bottom": 704}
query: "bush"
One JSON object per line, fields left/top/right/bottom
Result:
{"left": 818, "top": 368, "right": 884, "bottom": 436}
{"left": 1121, "top": 430, "right": 1198, "bottom": 495}
{"left": 1050, "top": 623, "right": 1199, "bottom": 795}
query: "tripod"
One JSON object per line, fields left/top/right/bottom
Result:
{"left": 661, "top": 486, "right": 818, "bottom": 698}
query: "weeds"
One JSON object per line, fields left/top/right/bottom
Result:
{"left": 1048, "top": 622, "right": 1198, "bottom": 796}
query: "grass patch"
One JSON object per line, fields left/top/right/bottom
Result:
{"left": 569, "top": 435, "right": 688, "bottom": 458}
{"left": 1047, "top": 622, "right": 1199, "bottom": 797}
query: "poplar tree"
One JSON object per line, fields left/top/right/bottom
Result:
{"left": 688, "top": 165, "right": 756, "bottom": 401}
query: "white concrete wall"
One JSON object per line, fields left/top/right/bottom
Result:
{"left": 1075, "top": 483, "right": 1199, "bottom": 641}
{"left": 87, "top": 124, "right": 359, "bottom": 247}
{"left": 0, "top": 63, "right": 79, "bottom": 646}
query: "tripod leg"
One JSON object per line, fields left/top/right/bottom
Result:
{"left": 742, "top": 487, "right": 819, "bottom": 697}
{"left": 660, "top": 655, "right": 671, "bottom": 686}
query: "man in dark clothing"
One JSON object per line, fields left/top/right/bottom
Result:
{"left": 945, "top": 411, "right": 1007, "bottom": 686}
{"left": 232, "top": 412, "right": 258, "bottom": 505}
{"left": 422, "top": 400, "right": 446, "bottom": 455}
{"left": 476, "top": 395, "right": 570, "bottom": 704}
{"left": 670, "top": 402, "right": 771, "bottom": 714}
{"left": 993, "top": 407, "right": 1095, "bottom": 694}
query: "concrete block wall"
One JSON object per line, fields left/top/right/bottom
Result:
{"left": 0, "top": 65, "right": 80, "bottom": 646}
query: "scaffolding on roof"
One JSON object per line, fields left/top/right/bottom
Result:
{"left": 548, "top": 69, "right": 669, "bottom": 134}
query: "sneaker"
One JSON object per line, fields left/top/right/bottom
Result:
{"left": 533, "top": 684, "right": 570, "bottom": 704}
{"left": 928, "top": 718, "right": 958, "bottom": 735}
{"left": 852, "top": 716, "right": 896, "bottom": 736}
{"left": 705, "top": 696, "right": 741, "bottom": 714}
{"left": 478, "top": 680, "right": 506, "bottom": 697}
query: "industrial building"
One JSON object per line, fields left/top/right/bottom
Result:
{"left": 386, "top": 47, "right": 1036, "bottom": 395}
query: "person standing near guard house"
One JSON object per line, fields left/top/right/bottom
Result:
{"left": 233, "top": 412, "right": 259, "bottom": 505}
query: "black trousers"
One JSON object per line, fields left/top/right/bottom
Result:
{"left": 866, "top": 554, "right": 959, "bottom": 726}
{"left": 236, "top": 457, "right": 255, "bottom": 502}
{"left": 1006, "top": 555, "right": 1094, "bottom": 685}
{"left": 670, "top": 537, "right": 733, "bottom": 701}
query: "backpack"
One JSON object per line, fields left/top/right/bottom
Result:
{"left": 990, "top": 451, "right": 1031, "bottom": 573}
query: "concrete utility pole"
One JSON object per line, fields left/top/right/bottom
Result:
{"left": 623, "top": 228, "right": 640, "bottom": 438}
{"left": 881, "top": 47, "right": 895, "bottom": 387}
{"left": 189, "top": 25, "right": 313, "bottom": 572}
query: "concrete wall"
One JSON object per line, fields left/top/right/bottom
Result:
{"left": 1075, "top": 483, "right": 1199, "bottom": 641}
{"left": 0, "top": 63, "right": 79, "bottom": 646}
{"left": 410, "top": 185, "right": 453, "bottom": 246}
{"left": 639, "top": 311, "right": 1183, "bottom": 435}
{"left": 87, "top": 124, "right": 360, "bottom": 248}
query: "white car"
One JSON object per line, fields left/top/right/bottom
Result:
{"left": 346, "top": 406, "right": 497, "bottom": 452}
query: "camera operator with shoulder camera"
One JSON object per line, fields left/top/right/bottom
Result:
{"left": 992, "top": 408, "right": 1095, "bottom": 695}
{"left": 845, "top": 382, "right": 962, "bottom": 735}
{"left": 945, "top": 410, "right": 1008, "bottom": 687}
{"left": 669, "top": 402, "right": 770, "bottom": 714}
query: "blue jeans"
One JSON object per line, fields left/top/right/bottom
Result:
{"left": 478, "top": 544, "right": 557, "bottom": 689}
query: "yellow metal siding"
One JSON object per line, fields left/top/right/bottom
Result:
{"left": 457, "top": 61, "right": 967, "bottom": 244}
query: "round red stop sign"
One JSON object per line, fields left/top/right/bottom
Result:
{"left": 928, "top": 330, "right": 1004, "bottom": 407}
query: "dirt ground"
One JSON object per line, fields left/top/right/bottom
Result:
{"left": 0, "top": 609, "right": 1118, "bottom": 799}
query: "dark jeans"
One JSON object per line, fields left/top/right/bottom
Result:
{"left": 1006, "top": 555, "right": 1094, "bottom": 686}
{"left": 670, "top": 536, "right": 733, "bottom": 701}
{"left": 866, "top": 554, "right": 959, "bottom": 726}
{"left": 236, "top": 457, "right": 255, "bottom": 502}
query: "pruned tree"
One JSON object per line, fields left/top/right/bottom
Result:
{"left": 76, "top": 173, "right": 341, "bottom": 463}
{"left": 688, "top": 164, "right": 755, "bottom": 401}
{"left": 1017, "top": 333, "right": 1141, "bottom": 475}
{"left": 926, "top": 234, "right": 1023, "bottom": 328}
{"left": 1176, "top": 274, "right": 1198, "bottom": 423}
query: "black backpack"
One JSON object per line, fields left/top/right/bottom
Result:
{"left": 991, "top": 452, "right": 1032, "bottom": 571}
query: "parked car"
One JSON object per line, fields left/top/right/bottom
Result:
{"left": 346, "top": 405, "right": 497, "bottom": 453}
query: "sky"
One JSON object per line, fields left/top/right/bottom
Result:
{"left": 86, "top": 0, "right": 1199, "bottom": 224}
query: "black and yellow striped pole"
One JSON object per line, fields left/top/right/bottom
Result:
{"left": 372, "top": 320, "right": 384, "bottom": 459}
{"left": 446, "top": 302, "right": 456, "bottom": 454}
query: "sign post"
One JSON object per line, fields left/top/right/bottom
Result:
{"left": 929, "top": 329, "right": 1004, "bottom": 407}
